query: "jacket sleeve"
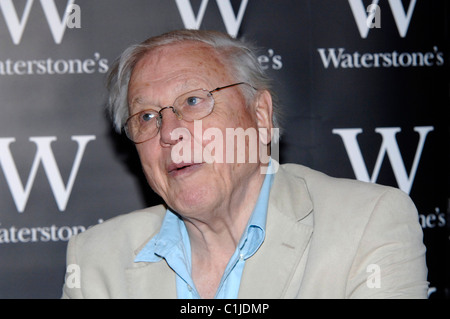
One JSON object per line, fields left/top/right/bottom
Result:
{"left": 345, "top": 188, "right": 429, "bottom": 298}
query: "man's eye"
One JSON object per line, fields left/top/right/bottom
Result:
{"left": 141, "top": 112, "right": 156, "bottom": 122}
{"left": 186, "top": 96, "right": 201, "bottom": 106}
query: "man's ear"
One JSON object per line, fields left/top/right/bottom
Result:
{"left": 254, "top": 90, "right": 273, "bottom": 145}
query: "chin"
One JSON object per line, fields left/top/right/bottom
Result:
{"left": 169, "top": 186, "right": 220, "bottom": 216}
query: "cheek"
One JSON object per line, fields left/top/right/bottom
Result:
{"left": 207, "top": 98, "right": 256, "bottom": 130}
{"left": 198, "top": 103, "right": 258, "bottom": 162}
{"left": 135, "top": 144, "right": 166, "bottom": 191}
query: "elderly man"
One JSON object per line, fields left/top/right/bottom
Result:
{"left": 62, "top": 30, "right": 428, "bottom": 299}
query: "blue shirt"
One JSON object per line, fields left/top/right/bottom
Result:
{"left": 134, "top": 167, "right": 274, "bottom": 299}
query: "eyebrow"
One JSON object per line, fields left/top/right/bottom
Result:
{"left": 129, "top": 97, "right": 157, "bottom": 111}
{"left": 130, "top": 96, "right": 145, "bottom": 106}
{"left": 129, "top": 80, "right": 205, "bottom": 110}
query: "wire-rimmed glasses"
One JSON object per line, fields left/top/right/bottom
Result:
{"left": 124, "top": 82, "right": 255, "bottom": 144}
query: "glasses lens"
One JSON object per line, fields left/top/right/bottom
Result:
{"left": 125, "top": 109, "right": 159, "bottom": 143}
{"left": 174, "top": 89, "right": 214, "bottom": 121}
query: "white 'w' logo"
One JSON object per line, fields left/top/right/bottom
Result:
{"left": 333, "top": 126, "right": 433, "bottom": 194}
{"left": 175, "top": 0, "right": 249, "bottom": 37}
{"left": 0, "top": 0, "right": 77, "bottom": 44}
{"left": 0, "top": 136, "right": 95, "bottom": 212}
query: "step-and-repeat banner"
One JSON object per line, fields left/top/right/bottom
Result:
{"left": 0, "top": 0, "right": 448, "bottom": 298}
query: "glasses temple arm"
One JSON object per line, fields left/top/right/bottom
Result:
{"left": 209, "top": 82, "right": 257, "bottom": 93}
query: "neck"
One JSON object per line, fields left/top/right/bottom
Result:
{"left": 184, "top": 165, "right": 265, "bottom": 257}
{"left": 183, "top": 162, "right": 268, "bottom": 298}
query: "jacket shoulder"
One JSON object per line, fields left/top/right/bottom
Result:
{"left": 62, "top": 205, "right": 167, "bottom": 298}
{"left": 279, "top": 163, "right": 409, "bottom": 206}
{"left": 69, "top": 205, "right": 166, "bottom": 261}
{"left": 278, "top": 164, "right": 427, "bottom": 298}
{"left": 277, "top": 163, "right": 419, "bottom": 248}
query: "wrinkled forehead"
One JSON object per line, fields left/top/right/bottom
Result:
{"left": 127, "top": 41, "right": 234, "bottom": 110}
{"left": 130, "top": 41, "right": 232, "bottom": 84}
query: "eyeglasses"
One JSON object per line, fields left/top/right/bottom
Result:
{"left": 124, "top": 82, "right": 256, "bottom": 144}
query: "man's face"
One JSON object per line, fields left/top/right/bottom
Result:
{"left": 127, "top": 41, "right": 267, "bottom": 216}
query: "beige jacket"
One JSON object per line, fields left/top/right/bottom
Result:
{"left": 62, "top": 163, "right": 428, "bottom": 298}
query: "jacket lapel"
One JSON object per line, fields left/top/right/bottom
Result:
{"left": 125, "top": 228, "right": 177, "bottom": 299}
{"left": 125, "top": 259, "right": 177, "bottom": 299}
{"left": 238, "top": 164, "right": 314, "bottom": 298}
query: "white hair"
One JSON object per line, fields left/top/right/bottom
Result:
{"left": 106, "top": 29, "right": 282, "bottom": 138}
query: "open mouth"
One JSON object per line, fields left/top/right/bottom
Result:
{"left": 167, "top": 162, "right": 203, "bottom": 176}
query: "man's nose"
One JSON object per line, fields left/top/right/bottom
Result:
{"left": 158, "top": 107, "right": 185, "bottom": 146}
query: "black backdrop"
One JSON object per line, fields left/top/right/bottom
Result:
{"left": 0, "top": 0, "right": 448, "bottom": 299}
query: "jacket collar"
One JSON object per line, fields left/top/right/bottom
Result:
{"left": 125, "top": 260, "right": 177, "bottom": 298}
{"left": 125, "top": 207, "right": 177, "bottom": 299}
{"left": 238, "top": 163, "right": 314, "bottom": 298}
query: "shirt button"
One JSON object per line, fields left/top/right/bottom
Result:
{"left": 187, "top": 284, "right": 193, "bottom": 292}
{"left": 239, "top": 253, "right": 244, "bottom": 261}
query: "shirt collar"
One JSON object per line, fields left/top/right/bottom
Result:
{"left": 237, "top": 166, "right": 273, "bottom": 259}
{"left": 134, "top": 211, "right": 188, "bottom": 263}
